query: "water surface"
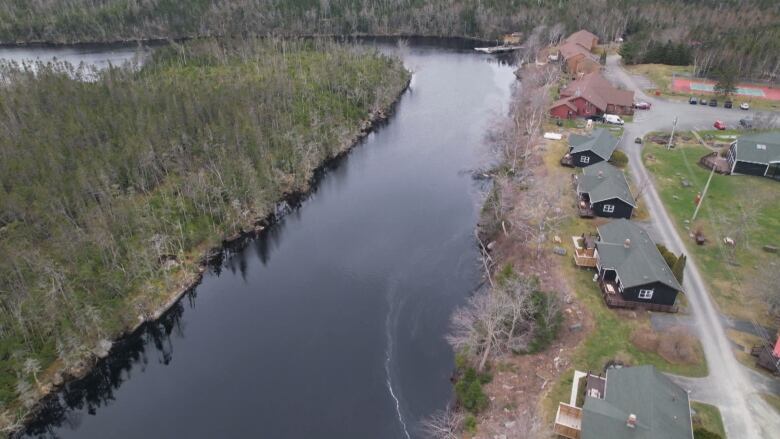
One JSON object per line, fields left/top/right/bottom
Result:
{"left": 17, "top": 40, "right": 516, "bottom": 439}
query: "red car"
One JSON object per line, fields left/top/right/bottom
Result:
{"left": 634, "top": 101, "right": 652, "bottom": 110}
{"left": 713, "top": 120, "right": 726, "bottom": 130}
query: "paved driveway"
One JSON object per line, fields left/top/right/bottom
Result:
{"left": 603, "top": 54, "right": 780, "bottom": 438}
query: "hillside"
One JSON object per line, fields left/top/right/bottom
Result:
{"left": 1, "top": 0, "right": 779, "bottom": 79}
{"left": 0, "top": 38, "right": 410, "bottom": 422}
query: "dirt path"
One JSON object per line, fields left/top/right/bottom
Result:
{"left": 605, "top": 54, "right": 780, "bottom": 438}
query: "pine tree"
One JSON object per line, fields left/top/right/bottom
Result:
{"left": 672, "top": 254, "right": 687, "bottom": 285}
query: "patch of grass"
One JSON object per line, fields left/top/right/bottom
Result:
{"left": 761, "top": 393, "right": 780, "bottom": 414}
{"left": 642, "top": 141, "right": 780, "bottom": 324}
{"left": 691, "top": 402, "right": 726, "bottom": 439}
{"left": 625, "top": 64, "right": 694, "bottom": 92}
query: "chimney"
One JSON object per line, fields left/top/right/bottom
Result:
{"left": 627, "top": 414, "right": 637, "bottom": 428}
{"left": 624, "top": 239, "right": 631, "bottom": 248}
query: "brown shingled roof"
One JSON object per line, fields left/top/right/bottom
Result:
{"left": 559, "top": 41, "right": 598, "bottom": 62}
{"left": 561, "top": 72, "right": 634, "bottom": 109}
{"left": 551, "top": 96, "right": 577, "bottom": 111}
{"left": 565, "top": 30, "right": 599, "bottom": 51}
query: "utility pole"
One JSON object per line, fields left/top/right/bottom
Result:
{"left": 667, "top": 116, "right": 678, "bottom": 150}
{"left": 691, "top": 165, "right": 715, "bottom": 222}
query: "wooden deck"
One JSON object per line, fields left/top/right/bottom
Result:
{"left": 699, "top": 151, "right": 732, "bottom": 174}
{"left": 600, "top": 280, "right": 678, "bottom": 313}
{"left": 554, "top": 403, "right": 582, "bottom": 439}
{"left": 561, "top": 154, "right": 575, "bottom": 167}
{"left": 577, "top": 199, "right": 594, "bottom": 218}
{"left": 572, "top": 236, "right": 597, "bottom": 267}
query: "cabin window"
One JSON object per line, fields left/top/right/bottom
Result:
{"left": 603, "top": 204, "right": 615, "bottom": 213}
{"left": 638, "top": 289, "right": 654, "bottom": 299}
{"left": 580, "top": 156, "right": 590, "bottom": 164}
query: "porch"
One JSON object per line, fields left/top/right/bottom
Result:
{"left": 561, "top": 153, "right": 575, "bottom": 167}
{"left": 699, "top": 151, "right": 732, "bottom": 174}
{"left": 599, "top": 278, "right": 679, "bottom": 313}
{"left": 577, "top": 197, "right": 594, "bottom": 218}
{"left": 553, "top": 402, "right": 582, "bottom": 439}
{"left": 572, "top": 235, "right": 597, "bottom": 267}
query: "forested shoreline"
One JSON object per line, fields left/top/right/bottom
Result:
{"left": 0, "top": 38, "right": 409, "bottom": 429}
{"left": 1, "top": 0, "right": 779, "bottom": 80}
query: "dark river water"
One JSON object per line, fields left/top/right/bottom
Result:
{"left": 9, "top": 40, "right": 516, "bottom": 439}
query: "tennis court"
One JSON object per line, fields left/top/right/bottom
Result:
{"left": 673, "top": 77, "right": 780, "bottom": 101}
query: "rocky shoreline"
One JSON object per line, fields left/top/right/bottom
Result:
{"left": 4, "top": 75, "right": 411, "bottom": 437}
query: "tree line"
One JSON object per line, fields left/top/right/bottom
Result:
{"left": 1, "top": 1, "right": 779, "bottom": 79}
{"left": 0, "top": 37, "right": 409, "bottom": 425}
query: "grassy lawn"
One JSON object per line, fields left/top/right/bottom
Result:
{"left": 691, "top": 401, "right": 726, "bottom": 438}
{"left": 625, "top": 63, "right": 780, "bottom": 111}
{"left": 642, "top": 141, "right": 780, "bottom": 325}
{"left": 541, "top": 133, "right": 708, "bottom": 421}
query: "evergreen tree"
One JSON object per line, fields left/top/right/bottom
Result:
{"left": 672, "top": 254, "right": 687, "bottom": 284}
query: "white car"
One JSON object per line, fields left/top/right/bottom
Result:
{"left": 604, "top": 114, "right": 624, "bottom": 125}
{"left": 740, "top": 102, "right": 750, "bottom": 110}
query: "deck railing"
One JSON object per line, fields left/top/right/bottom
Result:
{"left": 553, "top": 402, "right": 582, "bottom": 439}
{"left": 572, "top": 236, "right": 597, "bottom": 267}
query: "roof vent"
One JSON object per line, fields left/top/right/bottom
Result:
{"left": 627, "top": 414, "right": 637, "bottom": 429}
{"left": 598, "top": 170, "right": 604, "bottom": 178}
{"left": 624, "top": 239, "right": 631, "bottom": 248}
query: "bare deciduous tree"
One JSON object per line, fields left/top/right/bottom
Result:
{"left": 419, "top": 407, "right": 464, "bottom": 439}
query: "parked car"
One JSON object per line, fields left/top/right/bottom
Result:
{"left": 604, "top": 114, "right": 624, "bottom": 125}
{"left": 709, "top": 99, "right": 718, "bottom": 107}
{"left": 739, "top": 118, "right": 753, "bottom": 128}
{"left": 724, "top": 100, "right": 733, "bottom": 109}
{"left": 699, "top": 98, "right": 708, "bottom": 105}
{"left": 689, "top": 96, "right": 698, "bottom": 105}
{"left": 740, "top": 102, "right": 750, "bottom": 110}
{"left": 713, "top": 120, "right": 726, "bottom": 130}
{"left": 634, "top": 101, "right": 651, "bottom": 110}
{"left": 634, "top": 137, "right": 643, "bottom": 144}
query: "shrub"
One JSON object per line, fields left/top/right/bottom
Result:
{"left": 463, "top": 414, "right": 477, "bottom": 433}
{"left": 610, "top": 150, "right": 629, "bottom": 168}
{"left": 656, "top": 244, "right": 679, "bottom": 270}
{"left": 455, "top": 367, "right": 490, "bottom": 413}
{"left": 526, "top": 291, "right": 562, "bottom": 354}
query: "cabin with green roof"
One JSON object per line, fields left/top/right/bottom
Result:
{"left": 726, "top": 131, "right": 780, "bottom": 180}
{"left": 561, "top": 128, "right": 619, "bottom": 167}
{"left": 595, "top": 219, "right": 683, "bottom": 312}
{"left": 554, "top": 365, "right": 693, "bottom": 439}
{"left": 575, "top": 162, "right": 636, "bottom": 219}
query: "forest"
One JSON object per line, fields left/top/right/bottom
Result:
{"left": 0, "top": 0, "right": 779, "bottom": 80}
{"left": 0, "top": 38, "right": 409, "bottom": 422}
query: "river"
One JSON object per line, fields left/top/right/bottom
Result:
{"left": 9, "top": 39, "right": 516, "bottom": 439}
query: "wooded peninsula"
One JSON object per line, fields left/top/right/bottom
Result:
{"left": 0, "top": 38, "right": 409, "bottom": 421}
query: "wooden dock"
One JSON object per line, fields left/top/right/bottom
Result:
{"left": 474, "top": 45, "right": 523, "bottom": 54}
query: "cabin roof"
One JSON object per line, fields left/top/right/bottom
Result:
{"left": 733, "top": 131, "right": 780, "bottom": 165}
{"left": 578, "top": 162, "right": 636, "bottom": 207}
{"left": 581, "top": 366, "right": 692, "bottom": 439}
{"left": 596, "top": 219, "right": 682, "bottom": 291}
{"left": 561, "top": 72, "right": 635, "bottom": 109}
{"left": 569, "top": 128, "right": 618, "bottom": 160}
{"left": 565, "top": 30, "right": 599, "bottom": 51}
